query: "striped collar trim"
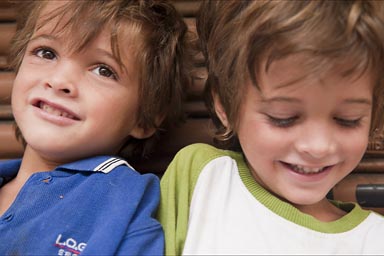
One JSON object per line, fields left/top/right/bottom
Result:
{"left": 55, "top": 156, "right": 134, "bottom": 173}
{"left": 0, "top": 156, "right": 134, "bottom": 177}
{"left": 93, "top": 157, "right": 132, "bottom": 174}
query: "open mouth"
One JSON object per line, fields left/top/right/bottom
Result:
{"left": 281, "top": 161, "right": 331, "bottom": 175}
{"left": 33, "top": 100, "right": 80, "bottom": 120}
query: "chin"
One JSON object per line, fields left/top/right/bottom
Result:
{"left": 282, "top": 190, "right": 328, "bottom": 206}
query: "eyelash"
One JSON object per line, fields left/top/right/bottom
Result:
{"left": 267, "top": 115, "right": 362, "bottom": 128}
{"left": 333, "top": 117, "right": 362, "bottom": 128}
{"left": 267, "top": 115, "right": 298, "bottom": 128}
{"left": 91, "top": 64, "right": 118, "bottom": 80}
{"left": 32, "top": 46, "right": 57, "bottom": 60}
{"left": 31, "top": 46, "right": 118, "bottom": 80}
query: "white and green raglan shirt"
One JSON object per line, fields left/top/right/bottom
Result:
{"left": 158, "top": 143, "right": 384, "bottom": 255}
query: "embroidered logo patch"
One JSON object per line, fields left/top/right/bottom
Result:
{"left": 54, "top": 234, "right": 87, "bottom": 256}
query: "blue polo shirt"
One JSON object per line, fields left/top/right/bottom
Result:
{"left": 0, "top": 156, "right": 164, "bottom": 255}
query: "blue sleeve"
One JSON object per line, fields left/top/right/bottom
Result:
{"left": 116, "top": 174, "right": 164, "bottom": 255}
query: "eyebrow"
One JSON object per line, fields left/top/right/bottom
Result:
{"left": 93, "top": 48, "right": 128, "bottom": 74}
{"left": 261, "top": 96, "right": 372, "bottom": 106}
{"left": 29, "top": 34, "right": 57, "bottom": 43}
{"left": 94, "top": 48, "right": 119, "bottom": 63}
{"left": 260, "top": 96, "right": 301, "bottom": 104}
{"left": 342, "top": 98, "right": 372, "bottom": 106}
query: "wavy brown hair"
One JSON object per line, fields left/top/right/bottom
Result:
{"left": 9, "top": 0, "right": 195, "bottom": 159}
{"left": 197, "top": 0, "right": 384, "bottom": 149}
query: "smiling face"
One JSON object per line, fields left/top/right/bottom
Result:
{"left": 11, "top": 4, "right": 152, "bottom": 166}
{"left": 215, "top": 54, "right": 373, "bottom": 212}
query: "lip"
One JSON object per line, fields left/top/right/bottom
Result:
{"left": 280, "top": 160, "right": 335, "bottom": 181}
{"left": 282, "top": 161, "right": 332, "bottom": 174}
{"left": 31, "top": 98, "right": 81, "bottom": 124}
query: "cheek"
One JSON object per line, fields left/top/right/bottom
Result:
{"left": 336, "top": 129, "right": 370, "bottom": 169}
{"left": 88, "top": 93, "right": 139, "bottom": 130}
{"left": 344, "top": 133, "right": 369, "bottom": 156}
{"left": 11, "top": 75, "right": 23, "bottom": 98}
{"left": 11, "top": 63, "right": 37, "bottom": 102}
{"left": 237, "top": 120, "right": 288, "bottom": 159}
{"left": 11, "top": 76, "right": 27, "bottom": 113}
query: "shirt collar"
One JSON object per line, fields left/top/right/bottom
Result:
{"left": 0, "top": 156, "right": 133, "bottom": 180}
{"left": 56, "top": 156, "right": 133, "bottom": 173}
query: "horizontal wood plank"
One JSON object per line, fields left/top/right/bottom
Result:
{"left": 0, "top": 104, "right": 12, "bottom": 119}
{"left": 0, "top": 121, "right": 23, "bottom": 158}
{"left": 0, "top": 23, "right": 16, "bottom": 55}
{"left": 0, "top": 71, "right": 13, "bottom": 104}
{"left": 0, "top": 55, "right": 8, "bottom": 69}
{"left": 0, "top": 0, "right": 16, "bottom": 21}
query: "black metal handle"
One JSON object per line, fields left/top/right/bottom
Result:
{"left": 356, "top": 184, "right": 384, "bottom": 208}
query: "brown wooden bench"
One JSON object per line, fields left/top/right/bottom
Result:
{"left": 1, "top": 0, "right": 384, "bottom": 215}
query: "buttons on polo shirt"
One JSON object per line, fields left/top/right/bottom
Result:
{"left": 41, "top": 176, "right": 52, "bottom": 184}
{"left": 2, "top": 213, "right": 13, "bottom": 222}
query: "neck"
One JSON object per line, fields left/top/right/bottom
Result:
{"left": 294, "top": 198, "right": 347, "bottom": 222}
{"left": 17, "top": 145, "right": 61, "bottom": 181}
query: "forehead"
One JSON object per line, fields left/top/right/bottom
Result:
{"left": 34, "top": 1, "right": 96, "bottom": 48}
{"left": 35, "top": 0, "right": 69, "bottom": 28}
{"left": 257, "top": 53, "right": 375, "bottom": 93}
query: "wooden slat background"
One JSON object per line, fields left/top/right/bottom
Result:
{"left": 1, "top": 0, "right": 384, "bottom": 214}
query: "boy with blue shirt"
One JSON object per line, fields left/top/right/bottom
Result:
{"left": 0, "top": 0, "right": 192, "bottom": 254}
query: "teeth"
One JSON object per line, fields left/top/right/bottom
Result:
{"left": 291, "top": 165, "right": 325, "bottom": 174}
{"left": 39, "top": 102, "right": 75, "bottom": 119}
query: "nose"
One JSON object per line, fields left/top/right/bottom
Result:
{"left": 294, "top": 122, "right": 337, "bottom": 160}
{"left": 44, "top": 61, "right": 78, "bottom": 97}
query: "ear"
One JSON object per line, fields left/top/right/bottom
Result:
{"left": 129, "top": 125, "right": 157, "bottom": 139}
{"left": 213, "top": 93, "right": 229, "bottom": 128}
{"left": 129, "top": 113, "right": 165, "bottom": 139}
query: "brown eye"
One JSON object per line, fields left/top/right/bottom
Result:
{"left": 99, "top": 67, "right": 113, "bottom": 77}
{"left": 35, "top": 48, "right": 56, "bottom": 60}
{"left": 92, "top": 65, "right": 117, "bottom": 80}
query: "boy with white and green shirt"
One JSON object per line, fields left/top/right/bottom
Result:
{"left": 159, "top": 143, "right": 384, "bottom": 254}
{"left": 158, "top": 0, "right": 384, "bottom": 254}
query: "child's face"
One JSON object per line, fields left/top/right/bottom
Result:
{"left": 227, "top": 55, "right": 373, "bottom": 209}
{"left": 11, "top": 4, "right": 150, "bottom": 163}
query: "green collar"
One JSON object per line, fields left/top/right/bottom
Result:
{"left": 232, "top": 151, "right": 370, "bottom": 233}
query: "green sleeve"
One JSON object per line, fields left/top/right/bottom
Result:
{"left": 157, "top": 143, "right": 221, "bottom": 255}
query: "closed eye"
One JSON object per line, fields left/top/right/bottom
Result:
{"left": 91, "top": 65, "right": 118, "bottom": 80}
{"left": 267, "top": 115, "right": 299, "bottom": 128}
{"left": 334, "top": 117, "right": 362, "bottom": 128}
